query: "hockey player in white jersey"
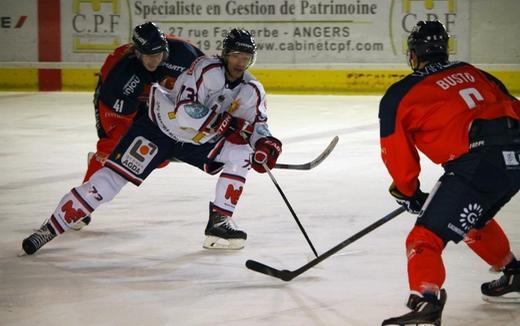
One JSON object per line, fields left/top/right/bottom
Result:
{"left": 22, "top": 28, "right": 282, "bottom": 254}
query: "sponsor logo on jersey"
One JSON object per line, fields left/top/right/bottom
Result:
{"left": 123, "top": 74, "right": 141, "bottom": 96}
{"left": 121, "top": 136, "right": 158, "bottom": 175}
{"left": 185, "top": 103, "right": 209, "bottom": 119}
{"left": 162, "top": 62, "right": 186, "bottom": 72}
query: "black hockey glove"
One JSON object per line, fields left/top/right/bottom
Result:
{"left": 389, "top": 182, "right": 429, "bottom": 214}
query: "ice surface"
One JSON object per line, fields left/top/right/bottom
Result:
{"left": 0, "top": 92, "right": 518, "bottom": 325}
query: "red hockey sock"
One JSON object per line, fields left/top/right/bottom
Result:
{"left": 83, "top": 152, "right": 106, "bottom": 182}
{"left": 406, "top": 225, "right": 447, "bottom": 294}
{"left": 464, "top": 219, "right": 513, "bottom": 271}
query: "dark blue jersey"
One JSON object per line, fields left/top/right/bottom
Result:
{"left": 97, "top": 37, "right": 204, "bottom": 115}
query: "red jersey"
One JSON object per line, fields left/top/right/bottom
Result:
{"left": 379, "top": 61, "right": 520, "bottom": 196}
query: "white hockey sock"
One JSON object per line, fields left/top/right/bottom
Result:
{"left": 48, "top": 167, "right": 127, "bottom": 233}
{"left": 213, "top": 142, "right": 250, "bottom": 215}
{"left": 214, "top": 172, "right": 246, "bottom": 215}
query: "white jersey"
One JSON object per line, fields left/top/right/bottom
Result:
{"left": 149, "top": 56, "right": 273, "bottom": 145}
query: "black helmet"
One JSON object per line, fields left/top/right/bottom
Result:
{"left": 222, "top": 28, "right": 257, "bottom": 67}
{"left": 132, "top": 22, "right": 168, "bottom": 56}
{"left": 407, "top": 20, "right": 449, "bottom": 61}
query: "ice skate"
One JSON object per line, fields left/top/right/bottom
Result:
{"left": 203, "top": 202, "right": 247, "bottom": 250}
{"left": 481, "top": 264, "right": 520, "bottom": 303}
{"left": 21, "top": 222, "right": 57, "bottom": 255}
{"left": 70, "top": 215, "right": 91, "bottom": 231}
{"left": 382, "top": 289, "right": 447, "bottom": 326}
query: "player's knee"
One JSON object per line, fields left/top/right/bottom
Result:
{"left": 217, "top": 143, "right": 251, "bottom": 174}
{"left": 75, "top": 167, "right": 127, "bottom": 207}
{"left": 464, "top": 219, "right": 506, "bottom": 244}
{"left": 406, "top": 225, "right": 446, "bottom": 258}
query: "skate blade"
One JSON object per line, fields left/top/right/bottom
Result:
{"left": 17, "top": 250, "right": 28, "bottom": 257}
{"left": 70, "top": 221, "right": 88, "bottom": 231}
{"left": 482, "top": 293, "right": 520, "bottom": 303}
{"left": 203, "top": 236, "right": 245, "bottom": 250}
{"left": 383, "top": 322, "right": 439, "bottom": 326}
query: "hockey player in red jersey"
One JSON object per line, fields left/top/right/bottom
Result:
{"left": 22, "top": 28, "right": 282, "bottom": 254}
{"left": 380, "top": 21, "right": 520, "bottom": 325}
{"left": 73, "top": 22, "right": 204, "bottom": 229}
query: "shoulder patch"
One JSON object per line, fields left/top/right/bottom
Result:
{"left": 184, "top": 103, "right": 209, "bottom": 119}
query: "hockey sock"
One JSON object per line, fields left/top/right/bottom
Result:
{"left": 83, "top": 152, "right": 107, "bottom": 182}
{"left": 464, "top": 219, "right": 513, "bottom": 271}
{"left": 49, "top": 168, "right": 127, "bottom": 233}
{"left": 213, "top": 142, "right": 250, "bottom": 215}
{"left": 214, "top": 172, "right": 246, "bottom": 216}
{"left": 406, "top": 225, "right": 447, "bottom": 294}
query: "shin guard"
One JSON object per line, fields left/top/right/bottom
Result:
{"left": 464, "top": 219, "right": 513, "bottom": 271}
{"left": 49, "top": 168, "right": 127, "bottom": 233}
{"left": 213, "top": 142, "right": 250, "bottom": 216}
{"left": 406, "top": 225, "right": 447, "bottom": 294}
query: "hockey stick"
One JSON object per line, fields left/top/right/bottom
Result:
{"left": 274, "top": 136, "right": 339, "bottom": 170}
{"left": 263, "top": 162, "right": 319, "bottom": 257}
{"left": 245, "top": 206, "right": 406, "bottom": 281}
{"left": 166, "top": 135, "right": 338, "bottom": 170}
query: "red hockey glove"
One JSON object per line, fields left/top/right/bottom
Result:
{"left": 252, "top": 137, "right": 282, "bottom": 173}
{"left": 389, "top": 182, "right": 429, "bottom": 214}
{"left": 214, "top": 111, "right": 234, "bottom": 136}
{"left": 214, "top": 112, "right": 253, "bottom": 140}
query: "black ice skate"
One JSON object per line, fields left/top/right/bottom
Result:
{"left": 481, "top": 262, "right": 520, "bottom": 303}
{"left": 71, "top": 215, "right": 91, "bottom": 231}
{"left": 203, "top": 202, "right": 247, "bottom": 250}
{"left": 382, "top": 289, "right": 447, "bottom": 326}
{"left": 21, "top": 222, "right": 57, "bottom": 255}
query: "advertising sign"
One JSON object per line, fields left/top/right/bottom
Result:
{"left": 62, "top": 0, "right": 470, "bottom": 64}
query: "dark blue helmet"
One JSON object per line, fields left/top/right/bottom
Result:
{"left": 132, "top": 22, "right": 168, "bottom": 56}
{"left": 407, "top": 20, "right": 449, "bottom": 61}
{"left": 222, "top": 28, "right": 257, "bottom": 67}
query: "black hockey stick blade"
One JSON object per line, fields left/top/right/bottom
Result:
{"left": 245, "top": 260, "right": 295, "bottom": 281}
{"left": 274, "top": 136, "right": 339, "bottom": 170}
{"left": 246, "top": 206, "right": 406, "bottom": 281}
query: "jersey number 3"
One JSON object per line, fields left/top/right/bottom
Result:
{"left": 459, "top": 87, "right": 484, "bottom": 109}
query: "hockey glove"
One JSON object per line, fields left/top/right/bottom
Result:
{"left": 252, "top": 137, "right": 282, "bottom": 173}
{"left": 389, "top": 182, "right": 429, "bottom": 214}
{"left": 214, "top": 112, "right": 253, "bottom": 139}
